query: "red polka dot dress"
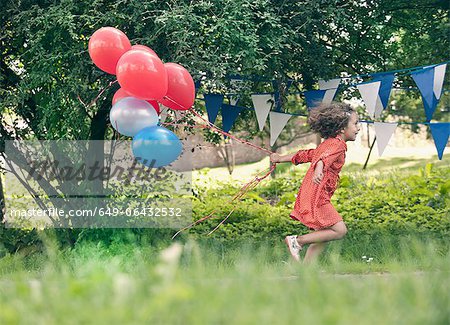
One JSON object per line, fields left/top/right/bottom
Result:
{"left": 290, "top": 136, "right": 347, "bottom": 230}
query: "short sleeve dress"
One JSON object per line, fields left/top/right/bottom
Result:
{"left": 290, "top": 137, "right": 347, "bottom": 230}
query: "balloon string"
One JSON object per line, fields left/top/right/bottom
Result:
{"left": 78, "top": 80, "right": 118, "bottom": 109}
{"left": 159, "top": 97, "right": 279, "bottom": 238}
{"left": 161, "top": 96, "right": 274, "bottom": 155}
{"left": 171, "top": 163, "right": 276, "bottom": 239}
{"left": 188, "top": 108, "right": 274, "bottom": 155}
{"left": 161, "top": 122, "right": 207, "bottom": 129}
{"left": 92, "top": 80, "right": 118, "bottom": 106}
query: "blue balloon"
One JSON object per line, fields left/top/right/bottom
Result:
{"left": 132, "top": 126, "right": 183, "bottom": 167}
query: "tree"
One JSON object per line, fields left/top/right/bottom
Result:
{"left": 0, "top": 0, "right": 448, "bottom": 247}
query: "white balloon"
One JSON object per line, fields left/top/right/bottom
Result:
{"left": 110, "top": 97, "right": 159, "bottom": 136}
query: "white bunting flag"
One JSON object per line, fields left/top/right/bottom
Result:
{"left": 357, "top": 81, "right": 382, "bottom": 118}
{"left": 433, "top": 64, "right": 447, "bottom": 100}
{"left": 269, "top": 111, "right": 292, "bottom": 146}
{"left": 251, "top": 94, "right": 274, "bottom": 131}
{"left": 374, "top": 96, "right": 384, "bottom": 118}
{"left": 374, "top": 122, "right": 398, "bottom": 156}
{"left": 322, "top": 88, "right": 339, "bottom": 105}
{"left": 319, "top": 78, "right": 341, "bottom": 90}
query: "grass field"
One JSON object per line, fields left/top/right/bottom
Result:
{"left": 0, "top": 234, "right": 449, "bottom": 324}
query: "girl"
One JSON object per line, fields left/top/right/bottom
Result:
{"left": 270, "top": 102, "right": 360, "bottom": 263}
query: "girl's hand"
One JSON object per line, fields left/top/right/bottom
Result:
{"left": 313, "top": 160, "right": 324, "bottom": 184}
{"left": 313, "top": 170, "right": 323, "bottom": 184}
{"left": 270, "top": 153, "right": 281, "bottom": 164}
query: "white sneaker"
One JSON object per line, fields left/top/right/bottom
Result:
{"left": 284, "top": 235, "right": 302, "bottom": 262}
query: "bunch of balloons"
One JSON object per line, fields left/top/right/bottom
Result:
{"left": 88, "top": 27, "right": 196, "bottom": 167}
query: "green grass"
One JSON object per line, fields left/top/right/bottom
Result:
{"left": 1, "top": 153, "right": 449, "bottom": 324}
{"left": 0, "top": 234, "right": 449, "bottom": 324}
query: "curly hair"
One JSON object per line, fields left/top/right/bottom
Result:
{"left": 307, "top": 102, "right": 355, "bottom": 139}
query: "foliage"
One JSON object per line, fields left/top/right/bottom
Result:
{"left": 187, "top": 161, "right": 450, "bottom": 240}
{"left": 1, "top": 0, "right": 449, "bottom": 248}
{"left": 1, "top": 0, "right": 448, "bottom": 142}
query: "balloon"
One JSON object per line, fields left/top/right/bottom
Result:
{"left": 112, "top": 88, "right": 130, "bottom": 106}
{"left": 88, "top": 27, "right": 131, "bottom": 75}
{"left": 112, "top": 88, "right": 160, "bottom": 114}
{"left": 131, "top": 45, "right": 158, "bottom": 57}
{"left": 116, "top": 49, "right": 168, "bottom": 100}
{"left": 159, "top": 63, "right": 195, "bottom": 111}
{"left": 132, "top": 126, "right": 183, "bottom": 167}
{"left": 147, "top": 100, "right": 161, "bottom": 115}
{"left": 110, "top": 97, "right": 159, "bottom": 137}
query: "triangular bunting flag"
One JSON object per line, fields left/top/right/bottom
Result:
{"left": 304, "top": 90, "right": 326, "bottom": 110}
{"left": 411, "top": 67, "right": 435, "bottom": 121}
{"left": 429, "top": 123, "right": 450, "bottom": 160}
{"left": 204, "top": 94, "right": 224, "bottom": 124}
{"left": 269, "top": 111, "right": 292, "bottom": 146}
{"left": 372, "top": 73, "right": 395, "bottom": 111}
{"left": 251, "top": 94, "right": 274, "bottom": 131}
{"left": 357, "top": 81, "right": 381, "bottom": 118}
{"left": 433, "top": 64, "right": 447, "bottom": 100}
{"left": 319, "top": 78, "right": 341, "bottom": 90}
{"left": 222, "top": 104, "right": 244, "bottom": 134}
{"left": 374, "top": 122, "right": 397, "bottom": 156}
{"left": 322, "top": 88, "right": 338, "bottom": 105}
{"left": 411, "top": 64, "right": 447, "bottom": 121}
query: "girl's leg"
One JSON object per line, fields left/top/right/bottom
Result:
{"left": 303, "top": 242, "right": 327, "bottom": 264}
{"left": 297, "top": 221, "right": 347, "bottom": 246}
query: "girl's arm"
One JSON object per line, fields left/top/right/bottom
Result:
{"left": 270, "top": 148, "right": 316, "bottom": 164}
{"left": 312, "top": 160, "right": 324, "bottom": 184}
{"left": 270, "top": 153, "right": 296, "bottom": 163}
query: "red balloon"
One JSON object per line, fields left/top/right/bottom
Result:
{"left": 159, "top": 63, "right": 195, "bottom": 111}
{"left": 116, "top": 49, "right": 168, "bottom": 100}
{"left": 112, "top": 88, "right": 160, "bottom": 114}
{"left": 131, "top": 45, "right": 158, "bottom": 58}
{"left": 147, "top": 100, "right": 161, "bottom": 115}
{"left": 112, "top": 88, "right": 129, "bottom": 106}
{"left": 88, "top": 27, "right": 131, "bottom": 75}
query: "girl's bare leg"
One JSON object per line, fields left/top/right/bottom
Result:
{"left": 297, "top": 221, "right": 347, "bottom": 246}
{"left": 303, "top": 242, "right": 327, "bottom": 264}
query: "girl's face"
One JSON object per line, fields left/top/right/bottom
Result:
{"left": 341, "top": 112, "right": 360, "bottom": 141}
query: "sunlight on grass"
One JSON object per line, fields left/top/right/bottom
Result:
{"left": 0, "top": 235, "right": 449, "bottom": 324}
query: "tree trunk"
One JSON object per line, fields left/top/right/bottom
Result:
{"left": 217, "top": 139, "right": 235, "bottom": 175}
{"left": 363, "top": 137, "right": 377, "bottom": 170}
{"left": 0, "top": 172, "right": 4, "bottom": 224}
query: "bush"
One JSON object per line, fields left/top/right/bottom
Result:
{"left": 188, "top": 163, "right": 450, "bottom": 240}
{"left": 1, "top": 162, "right": 448, "bottom": 251}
